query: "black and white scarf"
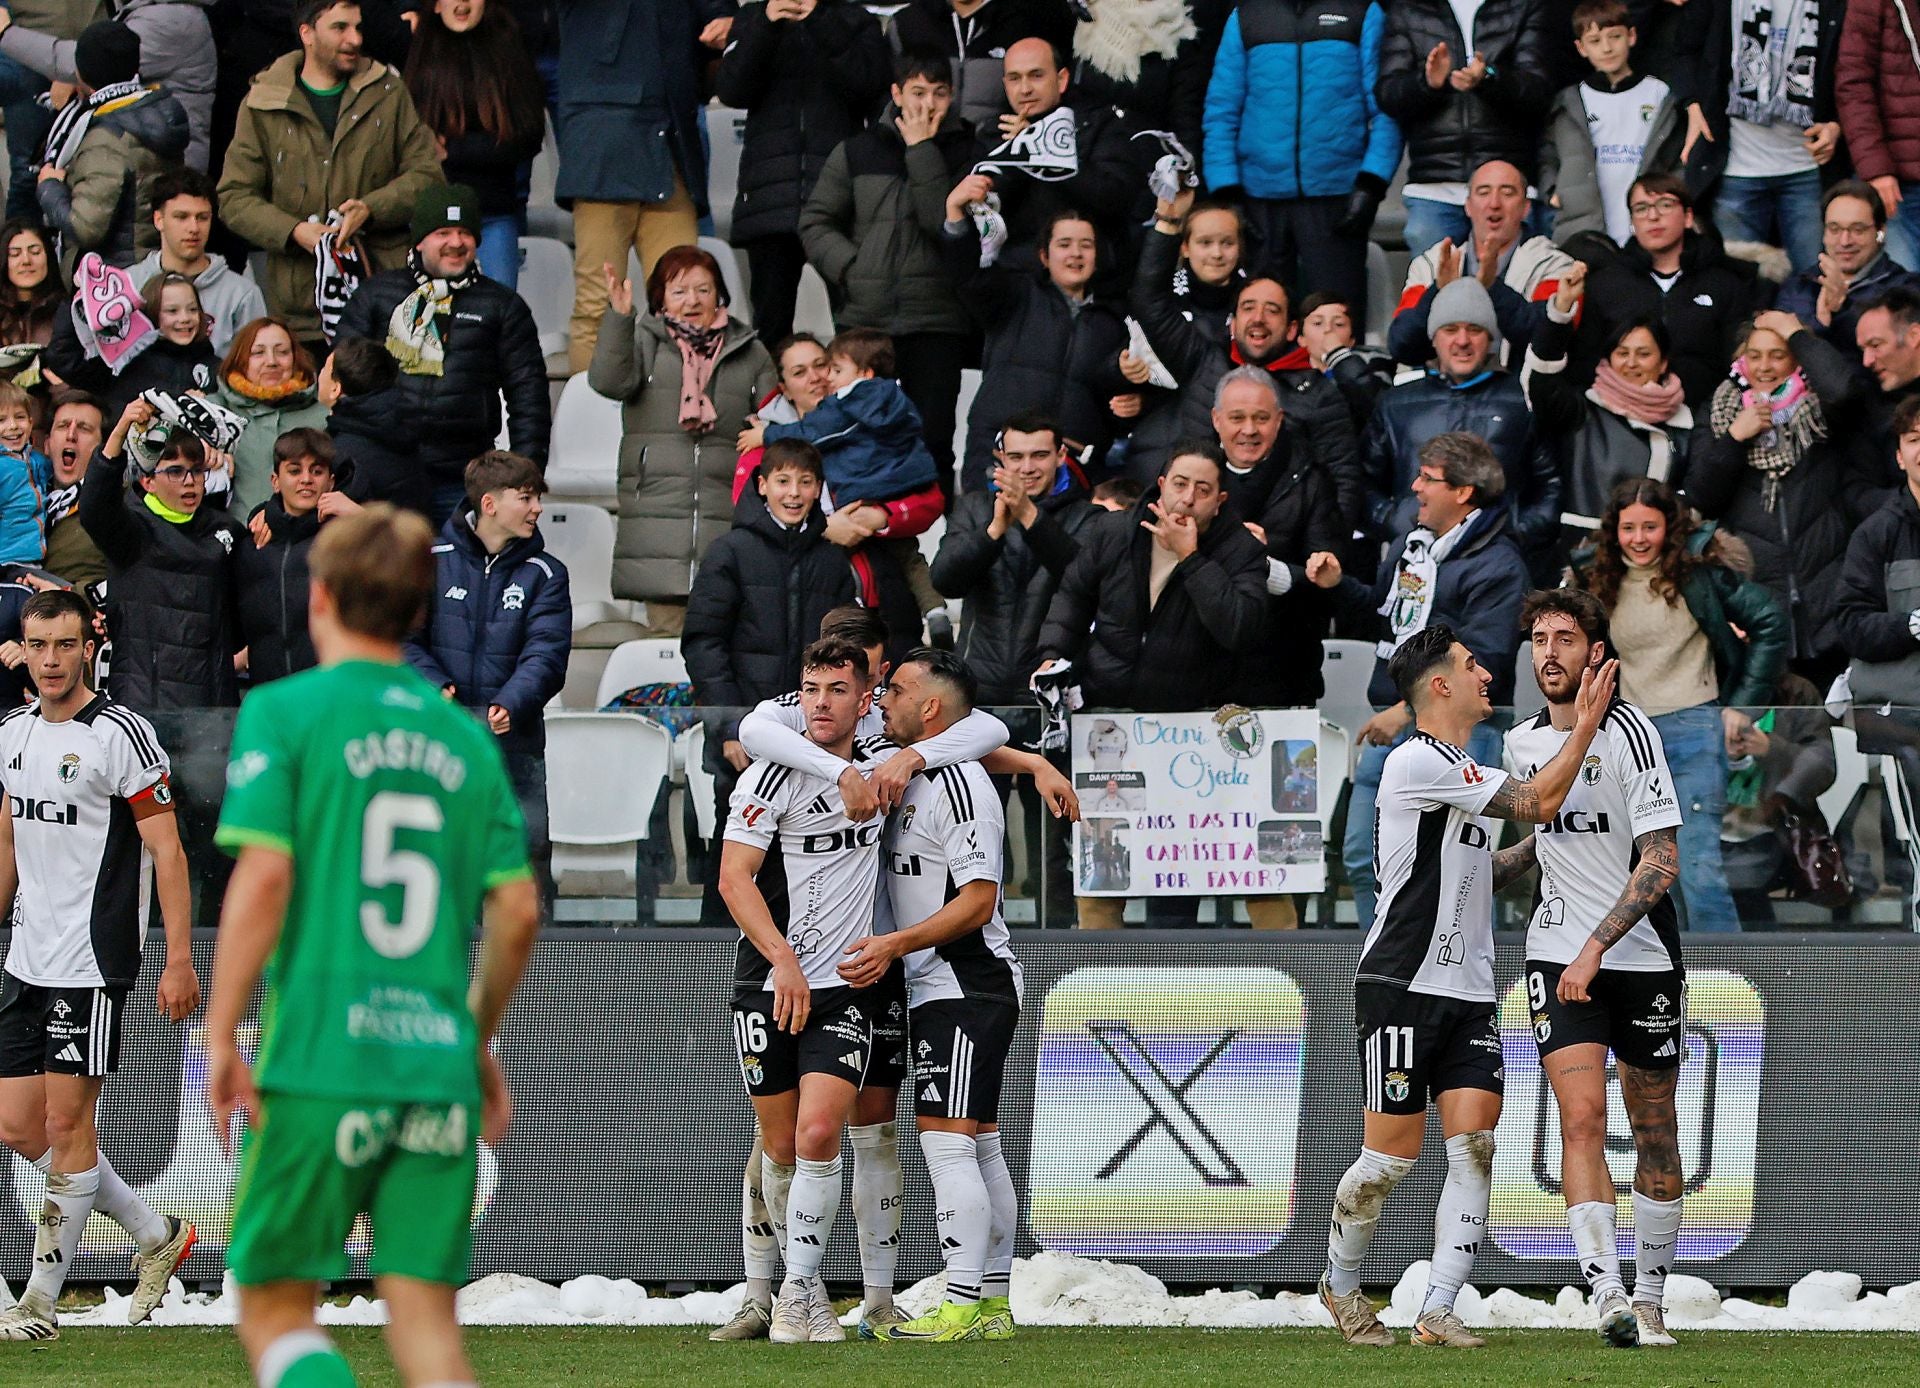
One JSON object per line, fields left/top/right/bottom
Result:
{"left": 1728, "top": 0, "right": 1819, "bottom": 129}
{"left": 313, "top": 217, "right": 372, "bottom": 345}
{"left": 40, "top": 78, "right": 148, "bottom": 173}
{"left": 975, "top": 106, "right": 1080, "bottom": 183}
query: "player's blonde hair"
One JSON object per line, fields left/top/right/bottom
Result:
{"left": 310, "top": 503, "right": 435, "bottom": 642}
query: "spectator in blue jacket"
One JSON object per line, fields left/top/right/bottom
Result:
{"left": 0, "top": 380, "right": 48, "bottom": 564}
{"left": 1202, "top": 0, "right": 1402, "bottom": 309}
{"left": 405, "top": 450, "right": 572, "bottom": 910}
{"left": 1315, "top": 430, "right": 1530, "bottom": 929}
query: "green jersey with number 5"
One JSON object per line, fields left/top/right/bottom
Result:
{"left": 215, "top": 659, "right": 532, "bottom": 1105}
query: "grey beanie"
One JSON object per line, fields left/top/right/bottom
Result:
{"left": 1428, "top": 276, "right": 1500, "bottom": 343}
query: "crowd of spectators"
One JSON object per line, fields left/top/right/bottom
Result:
{"left": 0, "top": 0, "right": 1915, "bottom": 931}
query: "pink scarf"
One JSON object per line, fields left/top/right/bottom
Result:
{"left": 1590, "top": 362, "right": 1686, "bottom": 426}
{"left": 666, "top": 308, "right": 729, "bottom": 435}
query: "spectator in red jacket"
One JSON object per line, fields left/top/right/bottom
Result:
{"left": 1836, "top": 0, "right": 1920, "bottom": 273}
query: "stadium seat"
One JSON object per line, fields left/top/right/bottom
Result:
{"left": 545, "top": 712, "right": 673, "bottom": 883}
{"left": 541, "top": 502, "right": 626, "bottom": 633}
{"left": 1820, "top": 725, "right": 1869, "bottom": 833}
{"left": 1365, "top": 242, "right": 1392, "bottom": 347}
{"left": 682, "top": 721, "right": 718, "bottom": 841}
{"left": 706, "top": 106, "right": 747, "bottom": 240}
{"left": 953, "top": 368, "right": 981, "bottom": 474}
{"left": 1511, "top": 646, "right": 1544, "bottom": 722}
{"left": 794, "top": 264, "right": 836, "bottom": 339}
{"left": 518, "top": 236, "right": 575, "bottom": 358}
{"left": 545, "top": 373, "right": 622, "bottom": 504}
{"left": 1320, "top": 639, "right": 1375, "bottom": 751}
{"left": 595, "top": 638, "right": 690, "bottom": 709}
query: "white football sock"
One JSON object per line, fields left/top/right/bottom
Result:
{"left": 1631, "top": 1192, "right": 1683, "bottom": 1306}
{"left": 848, "top": 1121, "right": 901, "bottom": 1312}
{"left": 740, "top": 1137, "right": 776, "bottom": 1302}
{"left": 1325, "top": 1146, "right": 1414, "bottom": 1296}
{"left": 763, "top": 1156, "right": 794, "bottom": 1265}
{"left": 919, "top": 1130, "right": 987, "bottom": 1304}
{"left": 255, "top": 1328, "right": 347, "bottom": 1388}
{"left": 1568, "top": 1200, "right": 1625, "bottom": 1300}
{"left": 95, "top": 1150, "right": 170, "bottom": 1253}
{"left": 976, "top": 1130, "right": 1017, "bottom": 1300}
{"left": 1420, "top": 1131, "right": 1493, "bottom": 1317}
{"left": 26, "top": 1164, "right": 99, "bottom": 1306}
{"left": 779, "top": 1155, "right": 841, "bottom": 1290}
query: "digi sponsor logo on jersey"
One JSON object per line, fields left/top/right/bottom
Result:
{"left": 801, "top": 822, "right": 883, "bottom": 854}
{"left": 9, "top": 796, "right": 77, "bottom": 825}
{"left": 1491, "top": 969, "right": 1764, "bottom": 1261}
{"left": 1029, "top": 967, "right": 1305, "bottom": 1258}
{"left": 1541, "top": 810, "right": 1611, "bottom": 835}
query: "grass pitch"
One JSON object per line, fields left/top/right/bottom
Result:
{"left": 38, "top": 1326, "right": 1916, "bottom": 1387}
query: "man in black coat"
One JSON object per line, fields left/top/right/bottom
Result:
{"left": 333, "top": 184, "right": 551, "bottom": 525}
{"left": 888, "top": 0, "right": 1076, "bottom": 141}
{"left": 713, "top": 0, "right": 891, "bottom": 346}
{"left": 1375, "top": 0, "right": 1556, "bottom": 252}
{"left": 1854, "top": 285, "right": 1920, "bottom": 487}
{"left": 1207, "top": 368, "right": 1346, "bottom": 708}
{"left": 1570, "top": 172, "right": 1762, "bottom": 410}
{"left": 1035, "top": 440, "right": 1268, "bottom": 713}
{"left": 1129, "top": 189, "right": 1367, "bottom": 547}
{"left": 932, "top": 410, "right": 1098, "bottom": 704}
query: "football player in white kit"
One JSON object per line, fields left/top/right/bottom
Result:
{"left": 1319, "top": 623, "right": 1616, "bottom": 1349}
{"left": 710, "top": 608, "right": 1075, "bottom": 1342}
{"left": 843, "top": 650, "right": 1024, "bottom": 1344}
{"left": 0, "top": 590, "right": 199, "bottom": 1340}
{"left": 1504, "top": 590, "right": 1685, "bottom": 1348}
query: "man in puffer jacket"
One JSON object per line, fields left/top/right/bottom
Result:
{"left": 799, "top": 52, "right": 978, "bottom": 482}
{"left": 334, "top": 186, "right": 550, "bottom": 524}
{"left": 1375, "top": 0, "right": 1556, "bottom": 252}
{"left": 405, "top": 450, "right": 570, "bottom": 909}
{"left": 1367, "top": 277, "right": 1560, "bottom": 577}
{"left": 714, "top": 0, "right": 890, "bottom": 347}
{"left": 0, "top": 0, "right": 214, "bottom": 172}
{"left": 36, "top": 22, "right": 190, "bottom": 275}
{"left": 1202, "top": 0, "right": 1403, "bottom": 309}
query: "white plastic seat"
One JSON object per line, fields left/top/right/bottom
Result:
{"left": 541, "top": 502, "right": 622, "bottom": 632}
{"left": 545, "top": 373, "right": 623, "bottom": 503}
{"left": 1319, "top": 639, "right": 1377, "bottom": 755}
{"left": 544, "top": 712, "right": 674, "bottom": 882}
{"left": 517, "top": 236, "right": 575, "bottom": 358}
{"left": 682, "top": 721, "right": 718, "bottom": 841}
{"left": 595, "top": 638, "right": 690, "bottom": 709}
{"left": 1365, "top": 242, "right": 1392, "bottom": 347}
{"left": 1511, "top": 645, "right": 1545, "bottom": 722}
{"left": 1818, "top": 724, "right": 1867, "bottom": 832}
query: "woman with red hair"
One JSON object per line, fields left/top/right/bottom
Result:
{"left": 588, "top": 245, "right": 775, "bottom": 632}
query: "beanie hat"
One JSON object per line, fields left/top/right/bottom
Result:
{"left": 75, "top": 21, "right": 141, "bottom": 89}
{"left": 1427, "top": 277, "right": 1500, "bottom": 344}
{"left": 411, "top": 185, "right": 481, "bottom": 244}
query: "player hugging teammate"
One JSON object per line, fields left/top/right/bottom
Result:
{"left": 712, "top": 609, "right": 1072, "bottom": 1346}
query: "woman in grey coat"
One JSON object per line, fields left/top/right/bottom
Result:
{"left": 589, "top": 243, "right": 775, "bottom": 627}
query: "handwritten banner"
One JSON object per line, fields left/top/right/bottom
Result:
{"left": 1070, "top": 708, "right": 1329, "bottom": 897}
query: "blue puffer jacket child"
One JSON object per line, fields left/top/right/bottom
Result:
{"left": 405, "top": 510, "right": 572, "bottom": 755}
{"left": 762, "top": 375, "right": 938, "bottom": 503}
{"left": 0, "top": 448, "right": 48, "bottom": 564}
{"left": 1202, "top": 0, "right": 1402, "bottom": 201}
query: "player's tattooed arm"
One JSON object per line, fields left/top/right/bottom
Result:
{"left": 1556, "top": 826, "right": 1677, "bottom": 1004}
{"left": 1492, "top": 835, "right": 1538, "bottom": 891}
{"left": 1484, "top": 778, "right": 1542, "bottom": 823}
{"left": 1589, "top": 826, "right": 1679, "bottom": 952}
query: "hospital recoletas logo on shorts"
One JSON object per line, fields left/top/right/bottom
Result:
{"left": 1490, "top": 969, "right": 1764, "bottom": 1262}
{"left": 1028, "top": 966, "right": 1304, "bottom": 1258}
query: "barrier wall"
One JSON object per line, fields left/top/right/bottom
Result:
{"left": 8, "top": 932, "right": 1918, "bottom": 1290}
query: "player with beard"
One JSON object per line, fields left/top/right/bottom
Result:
{"left": 843, "top": 650, "right": 1022, "bottom": 1343}
{"left": 1502, "top": 589, "right": 1685, "bottom": 1348}
{"left": 710, "top": 607, "right": 1074, "bottom": 1341}
{"left": 1320, "top": 622, "right": 1615, "bottom": 1349}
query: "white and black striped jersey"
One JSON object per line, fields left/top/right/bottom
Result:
{"left": 736, "top": 691, "right": 1010, "bottom": 786}
{"left": 724, "top": 736, "right": 891, "bottom": 1001}
{"left": 1504, "top": 701, "right": 1684, "bottom": 971}
{"left": 1360, "top": 731, "right": 1509, "bottom": 1002}
{"left": 884, "top": 761, "right": 1022, "bottom": 1008}
{"left": 0, "top": 695, "right": 170, "bottom": 989}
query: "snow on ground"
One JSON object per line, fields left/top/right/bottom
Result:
{"left": 57, "top": 1254, "right": 1920, "bottom": 1332}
